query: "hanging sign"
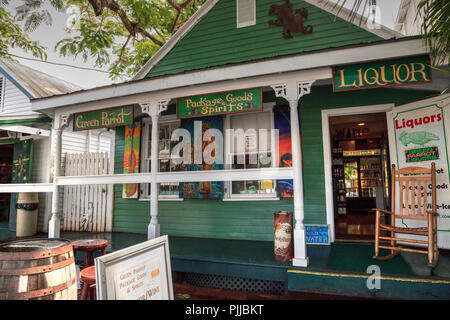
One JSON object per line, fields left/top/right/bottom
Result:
{"left": 332, "top": 55, "right": 432, "bottom": 92}
{"left": 73, "top": 105, "right": 134, "bottom": 131}
{"left": 176, "top": 87, "right": 263, "bottom": 119}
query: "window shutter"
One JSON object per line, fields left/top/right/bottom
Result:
{"left": 236, "top": 0, "right": 256, "bottom": 28}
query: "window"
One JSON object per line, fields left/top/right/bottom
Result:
{"left": 236, "top": 0, "right": 256, "bottom": 28}
{"left": 225, "top": 107, "right": 277, "bottom": 199}
{"left": 140, "top": 117, "right": 182, "bottom": 200}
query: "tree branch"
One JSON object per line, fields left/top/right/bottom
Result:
{"left": 88, "top": 0, "right": 164, "bottom": 47}
{"left": 167, "top": 0, "right": 194, "bottom": 33}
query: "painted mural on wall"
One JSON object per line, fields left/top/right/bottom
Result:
{"left": 179, "top": 116, "right": 224, "bottom": 199}
{"left": 268, "top": 0, "right": 313, "bottom": 39}
{"left": 274, "top": 106, "right": 293, "bottom": 198}
{"left": 12, "top": 139, "right": 34, "bottom": 183}
{"left": 9, "top": 139, "right": 34, "bottom": 229}
{"left": 392, "top": 102, "right": 450, "bottom": 246}
{"left": 123, "top": 122, "right": 141, "bottom": 199}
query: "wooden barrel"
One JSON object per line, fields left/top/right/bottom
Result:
{"left": 0, "top": 239, "right": 77, "bottom": 300}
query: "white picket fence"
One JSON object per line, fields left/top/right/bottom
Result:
{"left": 61, "top": 152, "right": 110, "bottom": 232}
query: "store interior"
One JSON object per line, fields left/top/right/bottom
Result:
{"left": 329, "top": 113, "right": 390, "bottom": 241}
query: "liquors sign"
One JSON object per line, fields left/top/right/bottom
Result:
{"left": 389, "top": 95, "right": 450, "bottom": 249}
{"left": 332, "top": 55, "right": 431, "bottom": 92}
{"left": 177, "top": 88, "right": 263, "bottom": 119}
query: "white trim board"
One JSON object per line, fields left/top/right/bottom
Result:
{"left": 321, "top": 103, "right": 394, "bottom": 242}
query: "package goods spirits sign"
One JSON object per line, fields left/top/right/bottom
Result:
{"left": 332, "top": 55, "right": 431, "bottom": 92}
{"left": 73, "top": 105, "right": 134, "bottom": 131}
{"left": 392, "top": 100, "right": 450, "bottom": 247}
{"left": 177, "top": 87, "right": 263, "bottom": 119}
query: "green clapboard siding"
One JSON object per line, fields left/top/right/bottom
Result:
{"left": 112, "top": 87, "right": 439, "bottom": 238}
{"left": 146, "top": 0, "right": 382, "bottom": 78}
{"left": 112, "top": 125, "right": 294, "bottom": 241}
{"left": 299, "top": 86, "right": 440, "bottom": 224}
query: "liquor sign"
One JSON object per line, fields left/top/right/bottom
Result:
{"left": 177, "top": 87, "right": 263, "bottom": 119}
{"left": 73, "top": 105, "right": 134, "bottom": 131}
{"left": 387, "top": 94, "right": 450, "bottom": 249}
{"left": 332, "top": 55, "right": 431, "bottom": 92}
{"left": 95, "top": 236, "right": 173, "bottom": 300}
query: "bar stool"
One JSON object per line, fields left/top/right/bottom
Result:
{"left": 72, "top": 239, "right": 108, "bottom": 269}
{"left": 80, "top": 265, "right": 96, "bottom": 300}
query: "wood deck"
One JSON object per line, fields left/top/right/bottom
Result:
{"left": 1, "top": 231, "right": 449, "bottom": 299}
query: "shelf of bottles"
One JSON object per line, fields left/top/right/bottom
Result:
{"left": 332, "top": 147, "right": 347, "bottom": 215}
{"left": 344, "top": 160, "right": 359, "bottom": 198}
{"left": 360, "top": 157, "right": 381, "bottom": 198}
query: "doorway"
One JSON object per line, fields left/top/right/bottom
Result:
{"left": 0, "top": 143, "right": 13, "bottom": 226}
{"left": 328, "top": 112, "right": 390, "bottom": 241}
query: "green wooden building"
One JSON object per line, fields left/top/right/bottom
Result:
{"left": 22, "top": 0, "right": 450, "bottom": 298}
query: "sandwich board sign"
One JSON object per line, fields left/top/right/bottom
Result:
{"left": 387, "top": 94, "right": 450, "bottom": 249}
{"left": 95, "top": 235, "right": 173, "bottom": 300}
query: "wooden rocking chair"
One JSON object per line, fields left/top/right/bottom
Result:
{"left": 373, "top": 163, "right": 439, "bottom": 267}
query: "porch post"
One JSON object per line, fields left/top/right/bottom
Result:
{"left": 140, "top": 100, "right": 169, "bottom": 239}
{"left": 271, "top": 81, "right": 315, "bottom": 267}
{"left": 48, "top": 114, "right": 69, "bottom": 238}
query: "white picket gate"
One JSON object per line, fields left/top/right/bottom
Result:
{"left": 61, "top": 152, "right": 110, "bottom": 232}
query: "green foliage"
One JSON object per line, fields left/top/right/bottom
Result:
{"left": 417, "top": 0, "right": 450, "bottom": 66}
{"left": 11, "top": 0, "right": 207, "bottom": 80}
{"left": 0, "top": 6, "right": 47, "bottom": 60}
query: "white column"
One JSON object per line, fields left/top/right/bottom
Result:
{"left": 48, "top": 114, "right": 68, "bottom": 238}
{"left": 140, "top": 100, "right": 169, "bottom": 240}
{"left": 271, "top": 81, "right": 315, "bottom": 267}
{"left": 149, "top": 113, "right": 160, "bottom": 239}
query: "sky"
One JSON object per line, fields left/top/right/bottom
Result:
{"left": 4, "top": 0, "right": 403, "bottom": 90}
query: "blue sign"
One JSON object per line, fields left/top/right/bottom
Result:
{"left": 305, "top": 225, "right": 330, "bottom": 245}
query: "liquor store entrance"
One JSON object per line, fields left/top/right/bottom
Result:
{"left": 329, "top": 112, "right": 390, "bottom": 241}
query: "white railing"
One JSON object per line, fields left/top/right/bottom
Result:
{"left": 0, "top": 183, "right": 54, "bottom": 193}
{"left": 55, "top": 167, "right": 295, "bottom": 185}
{"left": 0, "top": 167, "right": 295, "bottom": 191}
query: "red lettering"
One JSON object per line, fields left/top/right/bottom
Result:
{"left": 423, "top": 116, "right": 430, "bottom": 123}
{"left": 414, "top": 118, "right": 422, "bottom": 126}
